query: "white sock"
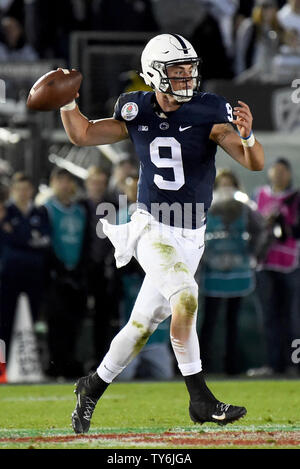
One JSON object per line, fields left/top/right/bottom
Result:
{"left": 97, "top": 355, "right": 126, "bottom": 383}
{"left": 177, "top": 359, "right": 202, "bottom": 376}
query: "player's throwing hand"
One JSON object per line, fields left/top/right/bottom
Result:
{"left": 232, "top": 100, "right": 253, "bottom": 138}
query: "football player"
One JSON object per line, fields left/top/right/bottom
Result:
{"left": 60, "top": 34, "right": 264, "bottom": 433}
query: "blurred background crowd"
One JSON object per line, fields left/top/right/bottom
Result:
{"left": 1, "top": 0, "right": 300, "bottom": 81}
{"left": 1, "top": 0, "right": 300, "bottom": 381}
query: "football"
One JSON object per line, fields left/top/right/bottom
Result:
{"left": 26, "top": 69, "right": 82, "bottom": 111}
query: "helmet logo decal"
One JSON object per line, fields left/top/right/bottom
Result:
{"left": 121, "top": 102, "right": 139, "bottom": 121}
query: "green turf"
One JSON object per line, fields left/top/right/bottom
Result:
{"left": 0, "top": 379, "right": 299, "bottom": 448}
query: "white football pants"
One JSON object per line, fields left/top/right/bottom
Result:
{"left": 97, "top": 213, "right": 205, "bottom": 383}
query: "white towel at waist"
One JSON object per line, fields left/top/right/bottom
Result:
{"left": 100, "top": 210, "right": 151, "bottom": 268}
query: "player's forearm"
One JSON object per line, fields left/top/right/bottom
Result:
{"left": 60, "top": 105, "right": 91, "bottom": 146}
{"left": 61, "top": 106, "right": 128, "bottom": 146}
{"left": 242, "top": 139, "right": 264, "bottom": 171}
{"left": 211, "top": 124, "right": 265, "bottom": 171}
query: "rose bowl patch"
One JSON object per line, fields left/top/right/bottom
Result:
{"left": 121, "top": 102, "right": 139, "bottom": 121}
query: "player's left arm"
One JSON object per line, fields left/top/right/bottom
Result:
{"left": 209, "top": 100, "right": 264, "bottom": 171}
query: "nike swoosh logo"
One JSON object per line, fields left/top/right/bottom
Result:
{"left": 212, "top": 412, "right": 226, "bottom": 420}
{"left": 179, "top": 125, "right": 192, "bottom": 132}
{"left": 104, "top": 365, "right": 113, "bottom": 373}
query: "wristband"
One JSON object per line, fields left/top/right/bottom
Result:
{"left": 240, "top": 130, "right": 255, "bottom": 148}
{"left": 60, "top": 100, "right": 76, "bottom": 111}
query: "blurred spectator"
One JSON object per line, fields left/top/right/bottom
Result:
{"left": 108, "top": 159, "right": 139, "bottom": 203}
{"left": 70, "top": 0, "right": 95, "bottom": 31}
{"left": 278, "top": 0, "right": 300, "bottom": 44}
{"left": 22, "top": 0, "right": 77, "bottom": 62}
{"left": 91, "top": 0, "right": 159, "bottom": 32}
{"left": 199, "top": 169, "right": 265, "bottom": 375}
{"left": 236, "top": 0, "right": 256, "bottom": 21}
{"left": 0, "top": 182, "right": 9, "bottom": 269}
{"left": 236, "top": 0, "right": 287, "bottom": 27}
{"left": 252, "top": 158, "right": 300, "bottom": 375}
{"left": 151, "top": 0, "right": 206, "bottom": 38}
{"left": 43, "top": 168, "right": 89, "bottom": 379}
{"left": 6, "top": 0, "right": 157, "bottom": 62}
{"left": 235, "top": 0, "right": 283, "bottom": 77}
{"left": 201, "top": 0, "right": 239, "bottom": 60}
{"left": 117, "top": 173, "right": 174, "bottom": 381}
{"left": 190, "top": 6, "right": 234, "bottom": 82}
{"left": 0, "top": 172, "right": 51, "bottom": 360}
{"left": 271, "top": 0, "right": 300, "bottom": 80}
{"left": 0, "top": 0, "right": 23, "bottom": 23}
{"left": 0, "top": 16, "right": 38, "bottom": 61}
{"left": 83, "top": 166, "right": 119, "bottom": 369}
{"left": 0, "top": 182, "right": 9, "bottom": 205}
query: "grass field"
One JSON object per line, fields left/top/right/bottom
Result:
{"left": 0, "top": 379, "right": 300, "bottom": 449}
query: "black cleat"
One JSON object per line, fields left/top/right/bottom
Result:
{"left": 189, "top": 400, "right": 247, "bottom": 426}
{"left": 71, "top": 376, "right": 101, "bottom": 434}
